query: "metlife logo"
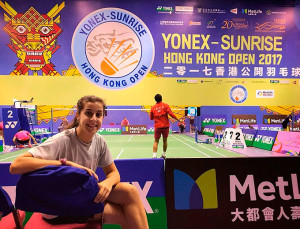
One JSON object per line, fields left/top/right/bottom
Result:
{"left": 256, "top": 90, "right": 275, "bottom": 98}
{"left": 230, "top": 173, "right": 300, "bottom": 201}
{"left": 174, "top": 169, "right": 217, "bottom": 210}
{"left": 242, "top": 8, "right": 263, "bottom": 16}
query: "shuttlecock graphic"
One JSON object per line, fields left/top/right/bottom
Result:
{"left": 86, "top": 22, "right": 141, "bottom": 78}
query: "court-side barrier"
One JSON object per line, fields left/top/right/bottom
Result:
{"left": 97, "top": 125, "right": 171, "bottom": 135}
{"left": 165, "top": 157, "right": 300, "bottom": 229}
{"left": 251, "top": 129, "right": 278, "bottom": 151}
{"left": 0, "top": 159, "right": 167, "bottom": 229}
{"left": 2, "top": 156, "right": 300, "bottom": 229}
{"left": 242, "top": 128, "right": 258, "bottom": 146}
{"left": 242, "top": 130, "right": 300, "bottom": 155}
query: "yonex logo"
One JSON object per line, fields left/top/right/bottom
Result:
{"left": 174, "top": 169, "right": 218, "bottom": 210}
{"left": 5, "top": 121, "right": 18, "bottom": 129}
{"left": 72, "top": 8, "right": 155, "bottom": 90}
{"left": 203, "top": 118, "right": 211, "bottom": 123}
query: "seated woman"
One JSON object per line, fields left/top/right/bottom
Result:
{"left": 9, "top": 95, "right": 149, "bottom": 229}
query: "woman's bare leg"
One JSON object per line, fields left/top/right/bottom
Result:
{"left": 88, "top": 203, "right": 129, "bottom": 228}
{"left": 105, "top": 182, "right": 149, "bottom": 229}
{"left": 101, "top": 203, "right": 130, "bottom": 229}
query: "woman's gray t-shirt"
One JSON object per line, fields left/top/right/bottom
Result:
{"left": 29, "top": 128, "right": 113, "bottom": 171}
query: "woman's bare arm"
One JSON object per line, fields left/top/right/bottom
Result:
{"left": 10, "top": 152, "right": 99, "bottom": 181}
{"left": 9, "top": 152, "right": 62, "bottom": 174}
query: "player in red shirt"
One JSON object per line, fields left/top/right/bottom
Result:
{"left": 121, "top": 117, "right": 130, "bottom": 126}
{"left": 149, "top": 94, "right": 179, "bottom": 159}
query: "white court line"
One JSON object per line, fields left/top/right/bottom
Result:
{"left": 178, "top": 135, "right": 227, "bottom": 157}
{"left": 128, "top": 136, "right": 133, "bottom": 142}
{"left": 0, "top": 155, "right": 19, "bottom": 161}
{"left": 171, "top": 135, "right": 211, "bottom": 157}
{"left": 116, "top": 148, "right": 124, "bottom": 159}
{"left": 0, "top": 154, "right": 20, "bottom": 161}
{"left": 178, "top": 135, "right": 226, "bottom": 156}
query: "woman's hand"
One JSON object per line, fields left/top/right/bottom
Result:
{"left": 94, "top": 179, "right": 113, "bottom": 203}
{"left": 67, "top": 161, "right": 99, "bottom": 181}
{"left": 93, "top": 162, "right": 120, "bottom": 203}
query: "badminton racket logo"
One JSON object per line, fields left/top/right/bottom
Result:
{"left": 174, "top": 169, "right": 218, "bottom": 210}
{"left": 72, "top": 8, "right": 155, "bottom": 90}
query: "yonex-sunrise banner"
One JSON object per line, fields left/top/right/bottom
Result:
{"left": 1, "top": 0, "right": 300, "bottom": 79}
{"left": 165, "top": 157, "right": 300, "bottom": 229}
